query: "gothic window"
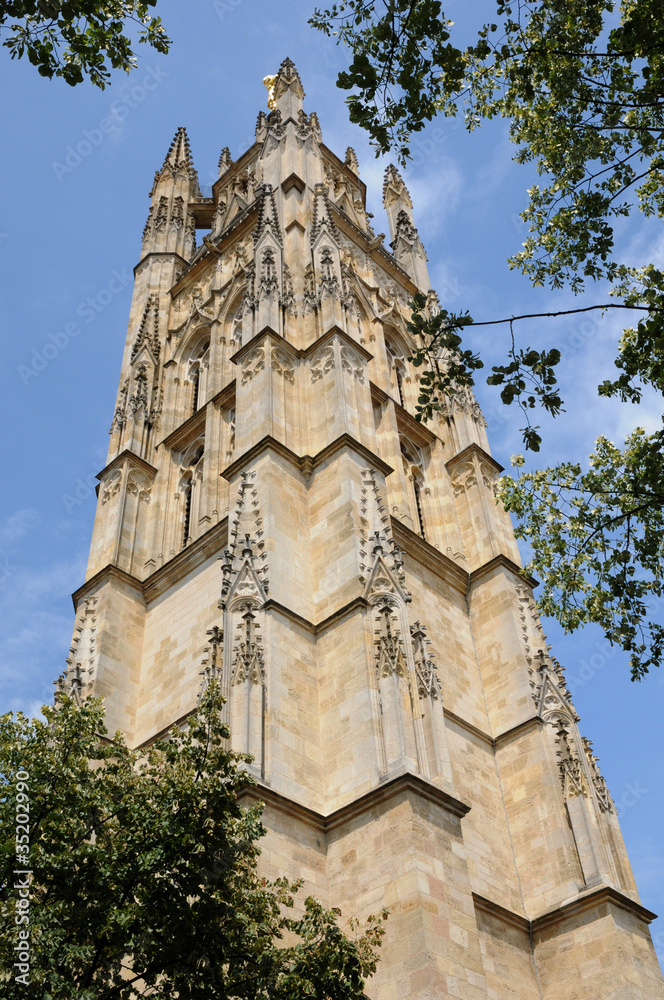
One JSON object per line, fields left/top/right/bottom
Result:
{"left": 186, "top": 335, "right": 210, "bottom": 414}
{"left": 400, "top": 438, "right": 427, "bottom": 540}
{"left": 179, "top": 440, "right": 204, "bottom": 549}
{"left": 385, "top": 335, "right": 407, "bottom": 408}
{"left": 182, "top": 475, "right": 193, "bottom": 548}
{"left": 230, "top": 301, "right": 244, "bottom": 348}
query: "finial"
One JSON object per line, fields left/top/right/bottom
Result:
{"left": 382, "top": 163, "right": 412, "bottom": 209}
{"left": 344, "top": 147, "right": 360, "bottom": 174}
{"left": 218, "top": 146, "right": 233, "bottom": 176}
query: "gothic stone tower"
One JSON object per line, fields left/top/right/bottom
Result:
{"left": 62, "top": 59, "right": 664, "bottom": 999}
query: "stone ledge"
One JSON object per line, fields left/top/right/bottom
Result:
{"left": 72, "top": 564, "right": 145, "bottom": 611}
{"left": 445, "top": 442, "right": 504, "bottom": 476}
{"left": 240, "top": 771, "right": 471, "bottom": 833}
{"left": 473, "top": 886, "right": 657, "bottom": 937}
{"left": 391, "top": 517, "right": 469, "bottom": 594}
{"left": 370, "top": 382, "right": 439, "bottom": 448}
{"left": 532, "top": 885, "right": 657, "bottom": 933}
{"left": 262, "top": 596, "right": 370, "bottom": 635}
{"left": 472, "top": 892, "right": 530, "bottom": 932}
{"left": 221, "top": 433, "right": 393, "bottom": 482}
{"left": 96, "top": 449, "right": 158, "bottom": 484}
{"left": 468, "top": 553, "right": 538, "bottom": 591}
{"left": 143, "top": 518, "right": 229, "bottom": 604}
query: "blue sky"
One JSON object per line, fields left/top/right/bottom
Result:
{"left": 0, "top": 0, "right": 662, "bottom": 961}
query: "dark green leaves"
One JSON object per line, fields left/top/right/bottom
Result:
{"left": 0, "top": 1, "right": 170, "bottom": 88}
{"left": 500, "top": 429, "right": 664, "bottom": 679}
{"left": 309, "top": 1, "right": 465, "bottom": 162}
{"left": 0, "top": 689, "right": 387, "bottom": 998}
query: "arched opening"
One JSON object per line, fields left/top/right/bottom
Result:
{"left": 385, "top": 334, "right": 408, "bottom": 408}
{"left": 186, "top": 335, "right": 210, "bottom": 414}
{"left": 400, "top": 439, "right": 427, "bottom": 540}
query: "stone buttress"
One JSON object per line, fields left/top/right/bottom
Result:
{"left": 62, "top": 59, "right": 664, "bottom": 1000}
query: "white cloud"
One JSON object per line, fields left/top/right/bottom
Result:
{"left": 0, "top": 509, "right": 40, "bottom": 547}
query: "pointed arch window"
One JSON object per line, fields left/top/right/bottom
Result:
{"left": 400, "top": 438, "right": 427, "bottom": 540}
{"left": 187, "top": 336, "right": 210, "bottom": 415}
{"left": 385, "top": 335, "right": 407, "bottom": 408}
{"left": 179, "top": 440, "right": 204, "bottom": 549}
{"left": 182, "top": 475, "right": 193, "bottom": 548}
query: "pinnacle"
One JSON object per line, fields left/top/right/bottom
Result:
{"left": 382, "top": 163, "right": 412, "bottom": 208}
{"left": 264, "top": 56, "right": 305, "bottom": 110}
{"left": 276, "top": 56, "right": 304, "bottom": 96}
{"left": 218, "top": 146, "right": 233, "bottom": 176}
{"left": 163, "top": 126, "right": 193, "bottom": 169}
{"left": 344, "top": 147, "right": 360, "bottom": 174}
{"left": 254, "top": 184, "right": 282, "bottom": 246}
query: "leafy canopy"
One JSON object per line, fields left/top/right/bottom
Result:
{"left": 311, "top": 0, "right": 664, "bottom": 676}
{"left": 0, "top": 688, "right": 387, "bottom": 998}
{"left": 0, "top": 1, "right": 170, "bottom": 87}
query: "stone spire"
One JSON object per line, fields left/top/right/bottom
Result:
{"left": 218, "top": 146, "right": 233, "bottom": 177}
{"left": 141, "top": 126, "right": 199, "bottom": 260}
{"left": 382, "top": 163, "right": 431, "bottom": 290}
{"left": 263, "top": 56, "right": 305, "bottom": 118}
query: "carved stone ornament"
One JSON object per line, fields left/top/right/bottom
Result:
{"left": 374, "top": 598, "right": 408, "bottom": 680}
{"left": 241, "top": 347, "right": 266, "bottom": 385}
{"left": 340, "top": 344, "right": 365, "bottom": 383}
{"left": 310, "top": 344, "right": 335, "bottom": 383}
{"left": 411, "top": 621, "right": 441, "bottom": 700}
{"left": 198, "top": 625, "right": 224, "bottom": 706}
{"left": 231, "top": 603, "right": 265, "bottom": 686}
{"left": 555, "top": 719, "right": 588, "bottom": 800}
{"left": 220, "top": 472, "right": 269, "bottom": 610}
{"left": 359, "top": 468, "right": 410, "bottom": 601}
{"left": 271, "top": 348, "right": 295, "bottom": 383}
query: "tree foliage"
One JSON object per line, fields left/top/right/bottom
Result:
{"left": 499, "top": 432, "right": 664, "bottom": 680}
{"left": 312, "top": 0, "right": 664, "bottom": 675}
{"left": 0, "top": 1, "right": 169, "bottom": 86}
{"left": 0, "top": 688, "right": 386, "bottom": 998}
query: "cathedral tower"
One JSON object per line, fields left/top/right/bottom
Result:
{"left": 62, "top": 60, "right": 664, "bottom": 999}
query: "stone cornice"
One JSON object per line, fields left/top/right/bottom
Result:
{"left": 157, "top": 383, "right": 235, "bottom": 452}
{"left": 143, "top": 518, "right": 228, "bottom": 604}
{"left": 469, "top": 553, "right": 538, "bottom": 591}
{"left": 72, "top": 564, "right": 144, "bottom": 611}
{"left": 96, "top": 450, "right": 158, "bottom": 483}
{"left": 443, "top": 708, "right": 494, "bottom": 748}
{"left": 445, "top": 442, "right": 504, "bottom": 476}
{"left": 261, "top": 596, "right": 370, "bottom": 635}
{"left": 221, "top": 434, "right": 393, "bottom": 483}
{"left": 370, "top": 382, "right": 439, "bottom": 449}
{"left": 133, "top": 251, "right": 189, "bottom": 276}
{"left": 160, "top": 405, "right": 207, "bottom": 452}
{"left": 240, "top": 770, "right": 471, "bottom": 833}
{"left": 532, "top": 885, "right": 657, "bottom": 932}
{"left": 391, "top": 517, "right": 469, "bottom": 593}
{"left": 209, "top": 380, "right": 236, "bottom": 410}
{"left": 473, "top": 885, "right": 657, "bottom": 935}
{"left": 229, "top": 325, "right": 374, "bottom": 367}
{"left": 73, "top": 518, "right": 230, "bottom": 609}
{"left": 472, "top": 892, "right": 530, "bottom": 932}
{"left": 494, "top": 715, "right": 544, "bottom": 748}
